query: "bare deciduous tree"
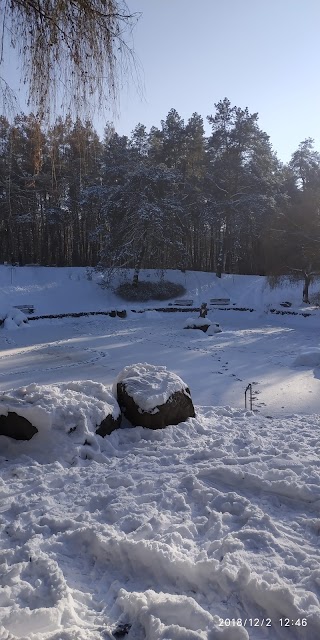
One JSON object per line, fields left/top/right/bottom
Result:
{"left": 0, "top": 0, "right": 139, "bottom": 120}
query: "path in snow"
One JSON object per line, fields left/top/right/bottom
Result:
{"left": 0, "top": 311, "right": 319, "bottom": 416}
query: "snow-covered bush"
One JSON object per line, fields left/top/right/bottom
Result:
{"left": 0, "top": 306, "right": 28, "bottom": 330}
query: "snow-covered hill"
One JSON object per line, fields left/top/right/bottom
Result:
{"left": 1, "top": 267, "right": 320, "bottom": 639}
{"left": 0, "top": 264, "right": 317, "bottom": 315}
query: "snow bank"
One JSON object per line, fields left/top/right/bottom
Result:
{"left": 207, "top": 322, "right": 222, "bottom": 334}
{"left": 293, "top": 348, "right": 320, "bottom": 366}
{"left": 112, "top": 362, "right": 189, "bottom": 411}
{"left": 0, "top": 304, "right": 28, "bottom": 330}
{"left": 0, "top": 380, "right": 120, "bottom": 462}
{"left": 117, "top": 589, "right": 248, "bottom": 639}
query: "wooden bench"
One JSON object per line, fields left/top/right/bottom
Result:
{"left": 209, "top": 298, "right": 230, "bottom": 306}
{"left": 173, "top": 299, "right": 194, "bottom": 306}
{"left": 13, "top": 305, "right": 35, "bottom": 315}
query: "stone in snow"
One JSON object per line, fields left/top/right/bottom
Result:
{"left": 113, "top": 362, "right": 195, "bottom": 429}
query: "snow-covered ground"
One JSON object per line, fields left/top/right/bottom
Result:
{"left": 1, "top": 266, "right": 320, "bottom": 639}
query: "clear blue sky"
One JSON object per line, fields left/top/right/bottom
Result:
{"left": 110, "top": 0, "right": 320, "bottom": 163}
{"left": 2, "top": 0, "right": 320, "bottom": 163}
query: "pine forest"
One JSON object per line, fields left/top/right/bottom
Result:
{"left": 0, "top": 99, "right": 319, "bottom": 281}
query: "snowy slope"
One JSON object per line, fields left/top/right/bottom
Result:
{"left": 0, "top": 265, "right": 318, "bottom": 315}
{"left": 1, "top": 267, "right": 320, "bottom": 639}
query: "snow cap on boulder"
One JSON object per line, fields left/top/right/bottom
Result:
{"left": 183, "top": 316, "right": 212, "bottom": 329}
{"left": 113, "top": 362, "right": 195, "bottom": 429}
{"left": 183, "top": 317, "right": 212, "bottom": 332}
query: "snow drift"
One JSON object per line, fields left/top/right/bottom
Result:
{"left": 0, "top": 380, "right": 120, "bottom": 463}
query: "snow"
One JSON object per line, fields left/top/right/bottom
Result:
{"left": 184, "top": 317, "right": 212, "bottom": 328}
{"left": 1, "top": 267, "right": 320, "bottom": 638}
{"left": 293, "top": 348, "right": 320, "bottom": 367}
{"left": 0, "top": 381, "right": 120, "bottom": 463}
{"left": 0, "top": 302, "right": 29, "bottom": 330}
{"left": 183, "top": 317, "right": 222, "bottom": 335}
{"left": 112, "top": 362, "right": 189, "bottom": 411}
{"left": 207, "top": 323, "right": 222, "bottom": 334}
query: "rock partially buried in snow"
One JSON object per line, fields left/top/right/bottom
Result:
{"left": 0, "top": 380, "right": 121, "bottom": 442}
{"left": 113, "top": 363, "right": 195, "bottom": 429}
{"left": 0, "top": 412, "right": 38, "bottom": 440}
{"left": 95, "top": 412, "right": 121, "bottom": 437}
{"left": 183, "top": 316, "right": 211, "bottom": 333}
{"left": 183, "top": 317, "right": 222, "bottom": 334}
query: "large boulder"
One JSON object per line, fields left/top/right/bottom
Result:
{"left": 0, "top": 412, "right": 38, "bottom": 440}
{"left": 113, "top": 363, "right": 195, "bottom": 429}
{"left": 96, "top": 412, "right": 121, "bottom": 436}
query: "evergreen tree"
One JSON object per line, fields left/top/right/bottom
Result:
{"left": 207, "top": 98, "right": 280, "bottom": 275}
{"left": 266, "top": 139, "right": 320, "bottom": 301}
{"left": 99, "top": 162, "right": 183, "bottom": 283}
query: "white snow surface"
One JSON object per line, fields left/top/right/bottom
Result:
{"left": 1, "top": 267, "right": 320, "bottom": 638}
{"left": 184, "top": 317, "right": 212, "bottom": 328}
{"left": 293, "top": 348, "right": 320, "bottom": 367}
{"left": 207, "top": 323, "right": 222, "bottom": 335}
{"left": 112, "top": 362, "right": 189, "bottom": 411}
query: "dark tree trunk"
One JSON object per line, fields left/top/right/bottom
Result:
{"left": 216, "top": 244, "right": 223, "bottom": 278}
{"left": 303, "top": 273, "right": 311, "bottom": 304}
{"left": 132, "top": 242, "right": 147, "bottom": 287}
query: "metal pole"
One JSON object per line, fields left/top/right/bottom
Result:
{"left": 245, "top": 383, "right": 253, "bottom": 410}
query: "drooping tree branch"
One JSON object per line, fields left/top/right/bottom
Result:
{"left": 0, "top": 0, "right": 140, "bottom": 121}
